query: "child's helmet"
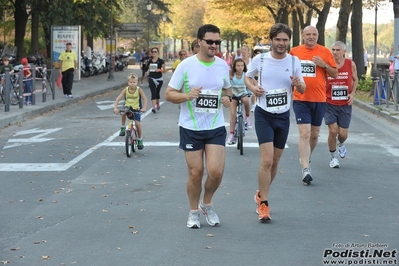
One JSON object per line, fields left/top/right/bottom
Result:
{"left": 21, "top": 58, "right": 28, "bottom": 65}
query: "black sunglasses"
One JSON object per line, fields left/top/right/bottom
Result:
{"left": 202, "top": 39, "right": 222, "bottom": 45}
{"left": 151, "top": 50, "right": 158, "bottom": 53}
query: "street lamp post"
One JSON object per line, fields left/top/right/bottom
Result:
{"left": 372, "top": 0, "right": 378, "bottom": 76}
{"left": 108, "top": 0, "right": 114, "bottom": 80}
{"left": 146, "top": 1, "right": 152, "bottom": 51}
{"left": 163, "top": 14, "right": 167, "bottom": 59}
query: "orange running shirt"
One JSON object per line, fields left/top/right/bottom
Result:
{"left": 289, "top": 44, "right": 336, "bottom": 102}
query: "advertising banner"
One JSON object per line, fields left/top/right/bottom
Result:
{"left": 51, "top": 25, "right": 81, "bottom": 80}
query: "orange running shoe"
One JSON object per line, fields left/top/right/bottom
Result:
{"left": 258, "top": 203, "right": 271, "bottom": 222}
{"left": 254, "top": 190, "right": 261, "bottom": 214}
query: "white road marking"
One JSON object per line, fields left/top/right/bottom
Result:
{"left": 4, "top": 128, "right": 63, "bottom": 149}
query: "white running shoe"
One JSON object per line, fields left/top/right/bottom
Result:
{"left": 329, "top": 157, "right": 340, "bottom": 168}
{"left": 227, "top": 133, "right": 235, "bottom": 145}
{"left": 199, "top": 200, "right": 220, "bottom": 226}
{"left": 187, "top": 210, "right": 201, "bottom": 229}
{"left": 338, "top": 143, "right": 347, "bottom": 158}
{"left": 302, "top": 168, "right": 313, "bottom": 185}
{"left": 245, "top": 117, "right": 252, "bottom": 129}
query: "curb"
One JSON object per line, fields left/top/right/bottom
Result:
{"left": 353, "top": 99, "right": 399, "bottom": 125}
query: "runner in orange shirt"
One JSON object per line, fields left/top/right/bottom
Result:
{"left": 289, "top": 26, "right": 338, "bottom": 185}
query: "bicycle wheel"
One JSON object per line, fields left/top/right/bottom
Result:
{"left": 238, "top": 116, "right": 244, "bottom": 155}
{"left": 125, "top": 130, "right": 132, "bottom": 157}
{"left": 10, "top": 88, "right": 19, "bottom": 105}
{"left": 132, "top": 130, "right": 137, "bottom": 152}
{"left": 0, "top": 85, "right": 4, "bottom": 104}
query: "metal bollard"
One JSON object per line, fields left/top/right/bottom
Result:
{"left": 4, "top": 69, "right": 10, "bottom": 112}
{"left": 32, "top": 67, "right": 36, "bottom": 105}
{"left": 18, "top": 70, "right": 24, "bottom": 109}
{"left": 51, "top": 68, "right": 55, "bottom": 100}
{"left": 42, "top": 65, "right": 47, "bottom": 102}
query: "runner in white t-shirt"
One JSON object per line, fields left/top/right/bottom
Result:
{"left": 165, "top": 24, "right": 232, "bottom": 229}
{"left": 244, "top": 23, "right": 306, "bottom": 222}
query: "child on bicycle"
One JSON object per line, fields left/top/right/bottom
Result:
{"left": 227, "top": 58, "right": 252, "bottom": 145}
{"left": 113, "top": 73, "right": 147, "bottom": 150}
{"left": 21, "top": 58, "right": 32, "bottom": 105}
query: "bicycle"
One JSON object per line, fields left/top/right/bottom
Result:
{"left": 0, "top": 73, "right": 19, "bottom": 105}
{"left": 119, "top": 107, "right": 140, "bottom": 157}
{"left": 234, "top": 94, "right": 249, "bottom": 155}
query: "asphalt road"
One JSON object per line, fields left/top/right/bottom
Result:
{"left": 1, "top": 70, "right": 399, "bottom": 266}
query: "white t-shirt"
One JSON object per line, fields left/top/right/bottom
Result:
{"left": 169, "top": 55, "right": 231, "bottom": 131}
{"left": 246, "top": 52, "right": 304, "bottom": 114}
{"left": 364, "top": 53, "right": 369, "bottom": 67}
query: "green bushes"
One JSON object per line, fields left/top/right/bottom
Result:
{"left": 357, "top": 75, "right": 374, "bottom": 91}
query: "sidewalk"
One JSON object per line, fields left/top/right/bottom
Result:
{"left": 0, "top": 65, "right": 142, "bottom": 129}
{"left": 1, "top": 62, "right": 399, "bottom": 129}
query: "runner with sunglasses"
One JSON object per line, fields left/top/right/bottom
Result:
{"left": 165, "top": 24, "right": 232, "bottom": 229}
{"left": 147, "top": 47, "right": 166, "bottom": 113}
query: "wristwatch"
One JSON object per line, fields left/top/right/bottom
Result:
{"left": 324, "top": 64, "right": 329, "bottom": 69}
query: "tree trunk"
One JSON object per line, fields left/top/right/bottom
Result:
{"left": 87, "top": 35, "right": 93, "bottom": 50}
{"left": 43, "top": 24, "right": 51, "bottom": 60}
{"left": 30, "top": 0, "right": 40, "bottom": 55}
{"left": 335, "top": 0, "right": 351, "bottom": 43}
{"left": 292, "top": 9, "right": 300, "bottom": 47}
{"left": 14, "top": 0, "right": 29, "bottom": 59}
{"left": 351, "top": 0, "right": 364, "bottom": 79}
{"left": 315, "top": 0, "right": 332, "bottom": 46}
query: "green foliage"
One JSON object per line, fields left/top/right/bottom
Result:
{"left": 357, "top": 75, "right": 374, "bottom": 91}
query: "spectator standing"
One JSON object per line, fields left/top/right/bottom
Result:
{"left": 21, "top": 58, "right": 32, "bottom": 105}
{"left": 147, "top": 47, "right": 165, "bottom": 113}
{"left": 59, "top": 42, "right": 77, "bottom": 99}
{"left": 245, "top": 23, "right": 306, "bottom": 221}
{"left": 165, "top": 24, "right": 232, "bottom": 229}
{"left": 392, "top": 45, "right": 399, "bottom": 72}
{"left": 325, "top": 41, "right": 358, "bottom": 168}
{"left": 289, "top": 25, "right": 338, "bottom": 185}
{"left": 363, "top": 49, "right": 369, "bottom": 73}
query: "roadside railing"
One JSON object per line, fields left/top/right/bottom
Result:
{"left": 373, "top": 69, "right": 399, "bottom": 112}
{"left": 1, "top": 65, "right": 56, "bottom": 112}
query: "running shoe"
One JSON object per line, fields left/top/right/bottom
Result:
{"left": 227, "top": 133, "right": 235, "bottom": 145}
{"left": 258, "top": 203, "right": 271, "bottom": 222}
{"left": 246, "top": 117, "right": 252, "bottom": 129}
{"left": 119, "top": 127, "right": 126, "bottom": 136}
{"left": 138, "top": 139, "right": 144, "bottom": 150}
{"left": 156, "top": 103, "right": 160, "bottom": 110}
{"left": 152, "top": 108, "right": 156, "bottom": 113}
{"left": 199, "top": 200, "right": 220, "bottom": 226}
{"left": 187, "top": 210, "right": 201, "bottom": 229}
{"left": 254, "top": 190, "right": 261, "bottom": 214}
{"left": 302, "top": 167, "right": 313, "bottom": 185}
{"left": 329, "top": 157, "right": 340, "bottom": 168}
{"left": 68, "top": 95, "right": 73, "bottom": 98}
{"left": 338, "top": 143, "right": 347, "bottom": 158}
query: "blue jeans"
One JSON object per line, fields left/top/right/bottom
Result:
{"left": 24, "top": 79, "right": 32, "bottom": 102}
